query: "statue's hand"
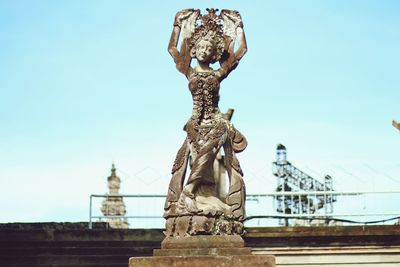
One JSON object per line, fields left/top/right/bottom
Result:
{"left": 174, "top": 9, "right": 200, "bottom": 28}
{"left": 221, "top": 9, "right": 243, "bottom": 28}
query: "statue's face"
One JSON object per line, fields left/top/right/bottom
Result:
{"left": 195, "top": 39, "right": 215, "bottom": 63}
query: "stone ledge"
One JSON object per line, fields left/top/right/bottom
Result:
{"left": 129, "top": 255, "right": 275, "bottom": 267}
{"left": 245, "top": 225, "right": 400, "bottom": 238}
{"left": 154, "top": 247, "right": 252, "bottom": 256}
{"left": 161, "top": 235, "right": 244, "bottom": 249}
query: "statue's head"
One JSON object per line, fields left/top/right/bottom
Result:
{"left": 191, "top": 31, "right": 224, "bottom": 63}
{"left": 189, "top": 8, "right": 224, "bottom": 64}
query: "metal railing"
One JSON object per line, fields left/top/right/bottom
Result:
{"left": 89, "top": 194, "right": 165, "bottom": 229}
{"left": 89, "top": 191, "right": 400, "bottom": 229}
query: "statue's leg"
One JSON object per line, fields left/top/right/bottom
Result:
{"left": 186, "top": 139, "right": 220, "bottom": 186}
{"left": 178, "top": 131, "right": 227, "bottom": 213}
{"left": 164, "top": 138, "right": 190, "bottom": 217}
{"left": 223, "top": 142, "right": 246, "bottom": 221}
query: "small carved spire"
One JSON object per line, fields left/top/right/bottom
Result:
{"left": 111, "top": 162, "right": 116, "bottom": 176}
{"left": 100, "top": 162, "right": 129, "bottom": 229}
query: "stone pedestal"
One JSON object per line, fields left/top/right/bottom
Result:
{"left": 129, "top": 235, "right": 275, "bottom": 267}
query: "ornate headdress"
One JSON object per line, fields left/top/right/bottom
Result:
{"left": 189, "top": 8, "right": 225, "bottom": 63}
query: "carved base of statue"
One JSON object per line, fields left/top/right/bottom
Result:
{"left": 129, "top": 235, "right": 275, "bottom": 267}
{"left": 164, "top": 213, "right": 244, "bottom": 237}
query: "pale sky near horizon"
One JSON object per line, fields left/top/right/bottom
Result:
{"left": 0, "top": 1, "right": 399, "bottom": 224}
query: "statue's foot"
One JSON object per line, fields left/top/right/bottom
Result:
{"left": 177, "top": 189, "right": 202, "bottom": 213}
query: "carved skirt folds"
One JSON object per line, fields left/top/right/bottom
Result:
{"left": 165, "top": 116, "right": 247, "bottom": 221}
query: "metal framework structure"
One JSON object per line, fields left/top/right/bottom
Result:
{"left": 272, "top": 144, "right": 336, "bottom": 226}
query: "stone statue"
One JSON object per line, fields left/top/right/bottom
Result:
{"left": 100, "top": 163, "right": 129, "bottom": 229}
{"left": 164, "top": 8, "right": 248, "bottom": 236}
{"left": 129, "top": 9, "right": 275, "bottom": 266}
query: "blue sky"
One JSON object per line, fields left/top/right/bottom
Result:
{"left": 0, "top": 1, "right": 399, "bottom": 223}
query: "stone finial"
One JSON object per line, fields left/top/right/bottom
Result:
{"left": 100, "top": 163, "right": 129, "bottom": 229}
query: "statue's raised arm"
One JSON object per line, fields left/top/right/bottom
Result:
{"left": 218, "top": 9, "right": 248, "bottom": 81}
{"left": 168, "top": 9, "right": 200, "bottom": 78}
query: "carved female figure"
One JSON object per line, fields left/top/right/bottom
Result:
{"left": 164, "top": 8, "right": 248, "bottom": 236}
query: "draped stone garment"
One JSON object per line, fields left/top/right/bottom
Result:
{"left": 164, "top": 69, "right": 247, "bottom": 221}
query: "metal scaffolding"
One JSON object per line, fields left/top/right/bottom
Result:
{"left": 272, "top": 144, "right": 336, "bottom": 226}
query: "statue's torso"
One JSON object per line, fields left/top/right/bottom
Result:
{"left": 188, "top": 71, "right": 220, "bottom": 124}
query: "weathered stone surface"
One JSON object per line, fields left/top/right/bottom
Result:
{"left": 175, "top": 216, "right": 191, "bottom": 237}
{"left": 131, "top": 235, "right": 275, "bottom": 267}
{"left": 154, "top": 247, "right": 252, "bottom": 256}
{"left": 165, "top": 214, "right": 244, "bottom": 237}
{"left": 161, "top": 235, "right": 244, "bottom": 249}
{"left": 129, "top": 255, "right": 275, "bottom": 267}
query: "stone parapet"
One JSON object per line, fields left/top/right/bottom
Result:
{"left": 130, "top": 255, "right": 275, "bottom": 267}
